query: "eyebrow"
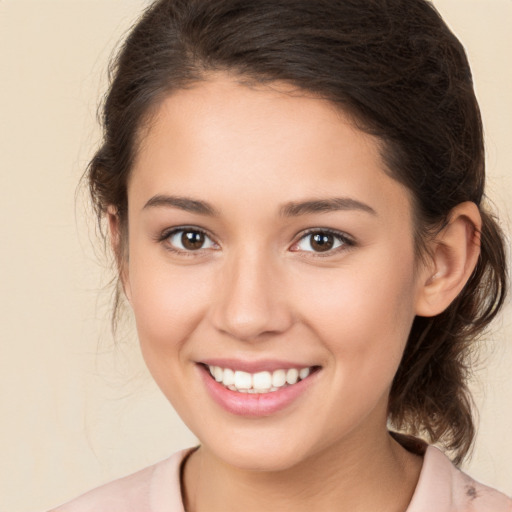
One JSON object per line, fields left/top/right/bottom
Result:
{"left": 279, "top": 197, "right": 376, "bottom": 217}
{"left": 142, "top": 194, "right": 376, "bottom": 217}
{"left": 143, "top": 195, "right": 220, "bottom": 216}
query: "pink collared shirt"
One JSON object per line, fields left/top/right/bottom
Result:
{"left": 51, "top": 446, "right": 512, "bottom": 512}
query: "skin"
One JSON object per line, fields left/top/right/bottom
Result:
{"left": 115, "top": 75, "right": 481, "bottom": 512}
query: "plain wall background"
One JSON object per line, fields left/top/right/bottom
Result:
{"left": 0, "top": 1, "right": 510, "bottom": 510}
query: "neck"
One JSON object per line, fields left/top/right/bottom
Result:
{"left": 182, "top": 427, "right": 423, "bottom": 512}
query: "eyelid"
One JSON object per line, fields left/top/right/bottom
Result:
{"left": 289, "top": 228, "right": 355, "bottom": 256}
{"left": 156, "top": 225, "right": 355, "bottom": 257}
{"left": 158, "top": 225, "right": 219, "bottom": 255}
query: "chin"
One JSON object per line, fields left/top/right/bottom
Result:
{"left": 219, "top": 445, "right": 308, "bottom": 473}
{"left": 198, "top": 426, "right": 323, "bottom": 473}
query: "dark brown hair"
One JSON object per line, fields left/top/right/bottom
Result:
{"left": 88, "top": 0, "right": 507, "bottom": 464}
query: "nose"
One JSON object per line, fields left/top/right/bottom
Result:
{"left": 209, "top": 250, "right": 294, "bottom": 342}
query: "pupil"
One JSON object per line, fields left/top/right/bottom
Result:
{"left": 311, "top": 233, "right": 334, "bottom": 252}
{"left": 182, "top": 231, "right": 205, "bottom": 250}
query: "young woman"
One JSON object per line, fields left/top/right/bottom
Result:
{"left": 51, "top": 0, "right": 511, "bottom": 510}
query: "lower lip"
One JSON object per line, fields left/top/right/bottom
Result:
{"left": 198, "top": 365, "right": 318, "bottom": 417}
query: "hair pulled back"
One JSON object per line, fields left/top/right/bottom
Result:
{"left": 88, "top": 0, "right": 507, "bottom": 464}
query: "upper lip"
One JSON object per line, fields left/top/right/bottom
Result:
{"left": 198, "top": 358, "right": 319, "bottom": 373}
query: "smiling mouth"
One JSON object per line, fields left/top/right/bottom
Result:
{"left": 204, "top": 364, "right": 319, "bottom": 394}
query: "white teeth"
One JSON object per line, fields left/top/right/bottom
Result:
{"left": 272, "top": 369, "right": 287, "bottom": 388}
{"left": 253, "top": 371, "right": 272, "bottom": 391}
{"left": 213, "top": 366, "right": 223, "bottom": 382}
{"left": 299, "top": 367, "right": 310, "bottom": 380}
{"left": 286, "top": 368, "right": 299, "bottom": 385}
{"left": 234, "top": 370, "right": 252, "bottom": 389}
{"left": 207, "top": 365, "right": 314, "bottom": 393}
{"left": 223, "top": 368, "right": 235, "bottom": 386}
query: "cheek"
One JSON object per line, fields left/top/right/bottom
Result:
{"left": 126, "top": 252, "right": 212, "bottom": 360}
{"left": 292, "top": 255, "right": 419, "bottom": 378}
{"left": 127, "top": 262, "right": 215, "bottom": 417}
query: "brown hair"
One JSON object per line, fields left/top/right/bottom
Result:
{"left": 88, "top": 0, "right": 507, "bottom": 464}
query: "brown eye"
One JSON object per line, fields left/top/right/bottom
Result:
{"left": 166, "top": 229, "right": 216, "bottom": 252}
{"left": 181, "top": 230, "right": 205, "bottom": 250}
{"left": 292, "top": 230, "right": 351, "bottom": 254}
{"left": 310, "top": 233, "right": 335, "bottom": 252}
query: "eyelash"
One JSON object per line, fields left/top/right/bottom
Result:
{"left": 158, "top": 226, "right": 218, "bottom": 257}
{"left": 157, "top": 226, "right": 355, "bottom": 257}
{"left": 290, "top": 228, "right": 355, "bottom": 257}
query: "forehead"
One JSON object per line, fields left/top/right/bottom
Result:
{"left": 129, "top": 76, "right": 412, "bottom": 221}
{"left": 134, "top": 77, "right": 360, "bottom": 172}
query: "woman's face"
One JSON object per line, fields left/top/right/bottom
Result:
{"left": 122, "top": 76, "right": 429, "bottom": 471}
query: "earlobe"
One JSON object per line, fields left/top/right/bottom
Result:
{"left": 107, "top": 206, "right": 131, "bottom": 303}
{"left": 415, "top": 202, "right": 482, "bottom": 317}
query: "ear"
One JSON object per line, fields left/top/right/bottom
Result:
{"left": 415, "top": 202, "right": 482, "bottom": 317}
{"left": 107, "top": 206, "right": 131, "bottom": 303}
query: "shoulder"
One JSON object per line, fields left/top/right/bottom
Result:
{"left": 408, "top": 445, "right": 512, "bottom": 512}
{"left": 450, "top": 465, "right": 512, "bottom": 512}
{"left": 47, "top": 449, "right": 190, "bottom": 512}
{"left": 48, "top": 464, "right": 157, "bottom": 512}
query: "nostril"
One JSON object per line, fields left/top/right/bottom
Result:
{"left": 209, "top": 262, "right": 294, "bottom": 340}
{"left": 210, "top": 298, "right": 294, "bottom": 342}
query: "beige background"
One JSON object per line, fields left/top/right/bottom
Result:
{"left": 0, "top": 1, "right": 510, "bottom": 511}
